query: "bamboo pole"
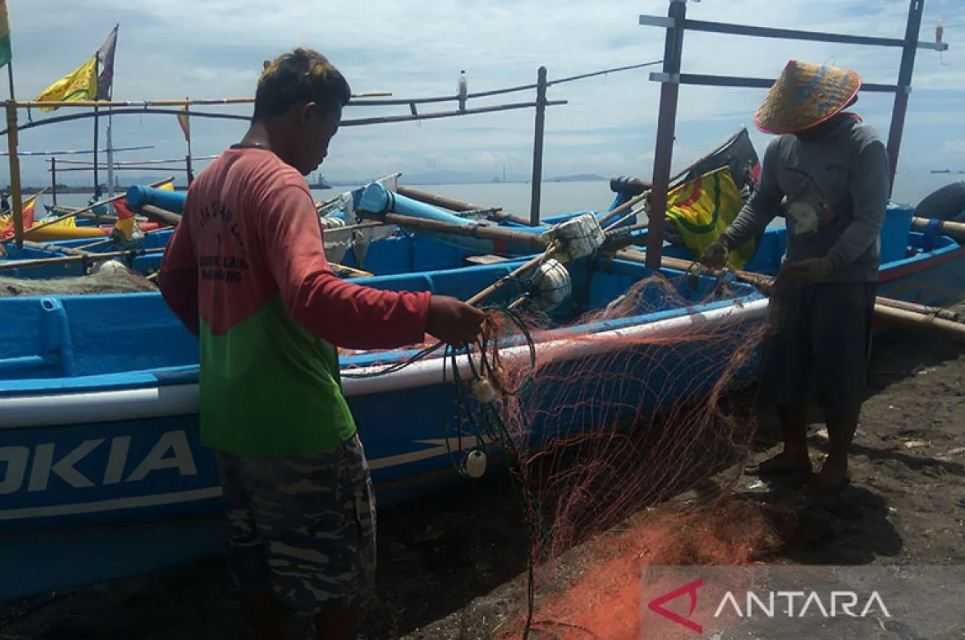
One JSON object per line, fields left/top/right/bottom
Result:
{"left": 93, "top": 58, "right": 100, "bottom": 200}
{"left": 19, "top": 239, "right": 87, "bottom": 257}
{"left": 13, "top": 176, "right": 173, "bottom": 239}
{"left": 54, "top": 166, "right": 193, "bottom": 173}
{"left": 5, "top": 101, "right": 25, "bottom": 248}
{"left": 395, "top": 185, "right": 528, "bottom": 225}
{"left": 0, "top": 247, "right": 166, "bottom": 272}
{"left": 597, "top": 191, "right": 650, "bottom": 229}
{"left": 140, "top": 204, "right": 182, "bottom": 226}
{"left": 363, "top": 212, "right": 549, "bottom": 253}
{"left": 54, "top": 155, "right": 218, "bottom": 165}
{"left": 870, "top": 296, "right": 961, "bottom": 322}
{"left": 73, "top": 224, "right": 171, "bottom": 251}
{"left": 467, "top": 253, "right": 547, "bottom": 306}
{"left": 396, "top": 187, "right": 488, "bottom": 214}
{"left": 912, "top": 217, "right": 965, "bottom": 243}
{"left": 15, "top": 97, "right": 255, "bottom": 108}
{"left": 50, "top": 157, "right": 58, "bottom": 205}
{"left": 0, "top": 242, "right": 370, "bottom": 278}
{"left": 8, "top": 92, "right": 394, "bottom": 109}
{"left": 870, "top": 303, "right": 965, "bottom": 340}
{"left": 2, "top": 100, "right": 568, "bottom": 137}
{"left": 64, "top": 213, "right": 377, "bottom": 276}
{"left": 454, "top": 207, "right": 505, "bottom": 219}
{"left": 530, "top": 66, "right": 548, "bottom": 225}
{"left": 324, "top": 221, "right": 390, "bottom": 236}
{"left": 614, "top": 248, "right": 965, "bottom": 341}
{"left": 184, "top": 100, "right": 193, "bottom": 185}
{"left": 330, "top": 263, "right": 373, "bottom": 278}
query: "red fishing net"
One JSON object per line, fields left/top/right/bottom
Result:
{"left": 456, "top": 272, "right": 774, "bottom": 638}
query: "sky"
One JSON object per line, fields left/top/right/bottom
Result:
{"left": 4, "top": 0, "right": 965, "bottom": 204}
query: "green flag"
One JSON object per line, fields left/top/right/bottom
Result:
{"left": 0, "top": 0, "right": 12, "bottom": 68}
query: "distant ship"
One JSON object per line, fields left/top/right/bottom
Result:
{"left": 309, "top": 173, "right": 332, "bottom": 189}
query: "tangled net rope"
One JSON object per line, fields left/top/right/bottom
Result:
{"left": 437, "top": 269, "right": 772, "bottom": 639}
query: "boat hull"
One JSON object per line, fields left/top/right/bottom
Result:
{"left": 1, "top": 205, "right": 963, "bottom": 601}
{"left": 0, "top": 257, "right": 765, "bottom": 600}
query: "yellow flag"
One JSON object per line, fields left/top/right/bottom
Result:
{"left": 177, "top": 105, "right": 190, "bottom": 143}
{"left": 112, "top": 216, "right": 136, "bottom": 242}
{"left": 35, "top": 55, "right": 97, "bottom": 111}
{"left": 665, "top": 166, "right": 756, "bottom": 269}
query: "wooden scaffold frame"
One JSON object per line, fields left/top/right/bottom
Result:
{"left": 640, "top": 0, "right": 949, "bottom": 269}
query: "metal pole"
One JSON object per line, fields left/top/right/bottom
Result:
{"left": 184, "top": 101, "right": 194, "bottom": 185}
{"left": 646, "top": 0, "right": 687, "bottom": 270}
{"left": 529, "top": 66, "right": 547, "bottom": 226}
{"left": 5, "top": 101, "right": 25, "bottom": 248}
{"left": 93, "top": 57, "right": 99, "bottom": 198}
{"left": 106, "top": 112, "right": 114, "bottom": 197}
{"left": 886, "top": 0, "right": 925, "bottom": 192}
{"left": 50, "top": 157, "right": 57, "bottom": 205}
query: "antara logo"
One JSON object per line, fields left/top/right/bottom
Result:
{"left": 647, "top": 578, "right": 891, "bottom": 634}
{"left": 648, "top": 578, "right": 705, "bottom": 633}
{"left": 0, "top": 431, "right": 197, "bottom": 495}
{"left": 714, "top": 590, "right": 891, "bottom": 619}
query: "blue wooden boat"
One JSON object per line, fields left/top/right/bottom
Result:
{"left": 0, "top": 177, "right": 546, "bottom": 280}
{"left": 629, "top": 202, "right": 965, "bottom": 309}
{"left": 597, "top": 128, "right": 965, "bottom": 309}
{"left": 0, "top": 245, "right": 765, "bottom": 600}
{"left": 1, "top": 171, "right": 962, "bottom": 601}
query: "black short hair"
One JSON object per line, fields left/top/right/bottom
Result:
{"left": 252, "top": 48, "right": 351, "bottom": 121}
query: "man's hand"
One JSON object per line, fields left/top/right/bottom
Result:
{"left": 699, "top": 240, "right": 729, "bottom": 270}
{"left": 426, "top": 295, "right": 486, "bottom": 346}
{"left": 779, "top": 256, "right": 834, "bottom": 284}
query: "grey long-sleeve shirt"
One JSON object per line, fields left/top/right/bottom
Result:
{"left": 721, "top": 114, "right": 891, "bottom": 282}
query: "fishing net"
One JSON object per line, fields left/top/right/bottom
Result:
{"left": 443, "top": 268, "right": 774, "bottom": 639}
{"left": 0, "top": 260, "right": 157, "bottom": 297}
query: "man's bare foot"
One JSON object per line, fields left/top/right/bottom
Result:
{"left": 746, "top": 449, "right": 813, "bottom": 476}
{"left": 807, "top": 457, "right": 850, "bottom": 495}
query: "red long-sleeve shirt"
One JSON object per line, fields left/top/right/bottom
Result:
{"left": 159, "top": 147, "right": 430, "bottom": 455}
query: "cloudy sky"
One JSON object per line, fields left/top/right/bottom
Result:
{"left": 4, "top": 0, "right": 964, "bottom": 203}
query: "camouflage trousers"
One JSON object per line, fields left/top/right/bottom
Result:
{"left": 216, "top": 434, "right": 377, "bottom": 615}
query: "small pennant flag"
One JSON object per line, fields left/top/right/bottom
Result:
{"left": 96, "top": 25, "right": 118, "bottom": 99}
{"left": 177, "top": 104, "right": 190, "bottom": 143}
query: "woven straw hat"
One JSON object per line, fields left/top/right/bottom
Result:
{"left": 754, "top": 60, "right": 861, "bottom": 134}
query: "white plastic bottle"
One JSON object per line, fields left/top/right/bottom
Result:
{"left": 458, "top": 69, "right": 467, "bottom": 112}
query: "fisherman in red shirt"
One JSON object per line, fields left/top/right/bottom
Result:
{"left": 159, "top": 48, "right": 485, "bottom": 639}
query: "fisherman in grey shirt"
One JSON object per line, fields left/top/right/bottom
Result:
{"left": 701, "top": 61, "right": 890, "bottom": 494}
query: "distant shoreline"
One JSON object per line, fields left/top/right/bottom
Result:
{"left": 328, "top": 175, "right": 608, "bottom": 188}
{"left": 18, "top": 175, "right": 608, "bottom": 194}
{"left": 19, "top": 185, "right": 189, "bottom": 194}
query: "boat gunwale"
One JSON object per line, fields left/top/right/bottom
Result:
{"left": 0, "top": 258, "right": 760, "bottom": 394}
{"left": 0, "top": 295, "right": 770, "bottom": 428}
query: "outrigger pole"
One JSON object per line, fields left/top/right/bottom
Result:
{"left": 2, "top": 60, "right": 663, "bottom": 237}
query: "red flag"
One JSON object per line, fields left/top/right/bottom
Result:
{"left": 113, "top": 197, "right": 135, "bottom": 219}
{"left": 0, "top": 195, "right": 37, "bottom": 240}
